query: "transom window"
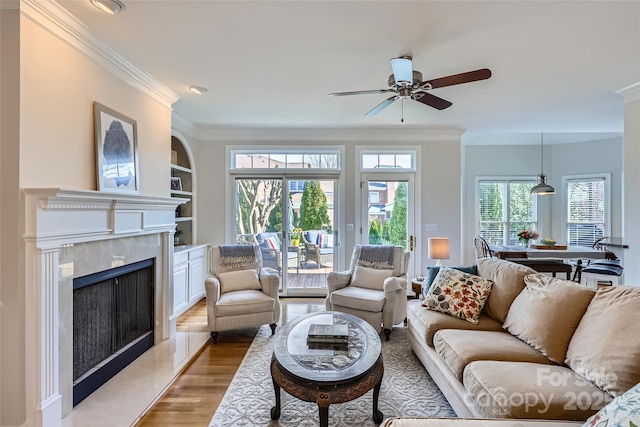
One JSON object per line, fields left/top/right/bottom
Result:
{"left": 231, "top": 150, "right": 340, "bottom": 170}
{"left": 565, "top": 175, "right": 609, "bottom": 247}
{"left": 477, "top": 179, "right": 538, "bottom": 245}
{"left": 361, "top": 151, "right": 415, "bottom": 171}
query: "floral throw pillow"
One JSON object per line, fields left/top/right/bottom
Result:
{"left": 582, "top": 382, "right": 640, "bottom": 427}
{"left": 422, "top": 267, "right": 493, "bottom": 324}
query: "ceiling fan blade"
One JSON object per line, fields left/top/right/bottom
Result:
{"left": 365, "top": 95, "right": 398, "bottom": 116}
{"left": 390, "top": 57, "right": 413, "bottom": 85}
{"left": 421, "top": 68, "right": 492, "bottom": 90}
{"left": 329, "top": 89, "right": 394, "bottom": 96}
{"left": 412, "top": 92, "right": 453, "bottom": 110}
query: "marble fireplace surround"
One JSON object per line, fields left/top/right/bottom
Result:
{"left": 23, "top": 189, "right": 185, "bottom": 427}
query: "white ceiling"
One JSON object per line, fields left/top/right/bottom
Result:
{"left": 57, "top": 1, "right": 640, "bottom": 140}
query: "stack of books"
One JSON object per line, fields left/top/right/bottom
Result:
{"left": 307, "top": 323, "right": 349, "bottom": 350}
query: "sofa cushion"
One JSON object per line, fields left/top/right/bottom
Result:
{"left": 216, "top": 269, "right": 261, "bottom": 294}
{"left": 330, "top": 285, "right": 385, "bottom": 312}
{"left": 214, "top": 289, "right": 275, "bottom": 317}
{"left": 463, "top": 361, "right": 610, "bottom": 420}
{"left": 434, "top": 329, "right": 554, "bottom": 381}
{"left": 407, "top": 299, "right": 503, "bottom": 347}
{"left": 581, "top": 381, "right": 640, "bottom": 426}
{"left": 423, "top": 265, "right": 478, "bottom": 297}
{"left": 477, "top": 258, "right": 537, "bottom": 323}
{"left": 350, "top": 265, "right": 393, "bottom": 291}
{"left": 565, "top": 285, "right": 640, "bottom": 397}
{"left": 503, "top": 274, "right": 596, "bottom": 364}
{"left": 422, "top": 267, "right": 493, "bottom": 324}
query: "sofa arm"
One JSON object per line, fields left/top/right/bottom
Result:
{"left": 383, "top": 276, "right": 407, "bottom": 294}
{"left": 204, "top": 277, "right": 221, "bottom": 302}
{"left": 259, "top": 268, "right": 280, "bottom": 298}
{"left": 327, "top": 270, "right": 352, "bottom": 292}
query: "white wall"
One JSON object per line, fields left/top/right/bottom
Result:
{"left": 623, "top": 94, "right": 640, "bottom": 284}
{"left": 461, "top": 138, "right": 624, "bottom": 264}
{"left": 0, "top": 8, "right": 174, "bottom": 425}
{"left": 185, "top": 128, "right": 463, "bottom": 277}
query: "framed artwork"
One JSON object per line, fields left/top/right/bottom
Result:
{"left": 94, "top": 102, "right": 140, "bottom": 193}
{"left": 171, "top": 177, "right": 182, "bottom": 191}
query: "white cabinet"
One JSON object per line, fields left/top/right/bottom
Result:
{"left": 172, "top": 245, "right": 208, "bottom": 317}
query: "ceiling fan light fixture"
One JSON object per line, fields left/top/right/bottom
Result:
{"left": 391, "top": 57, "right": 413, "bottom": 85}
{"left": 531, "top": 133, "right": 555, "bottom": 195}
{"left": 90, "top": 0, "right": 125, "bottom": 15}
{"left": 188, "top": 85, "right": 208, "bottom": 95}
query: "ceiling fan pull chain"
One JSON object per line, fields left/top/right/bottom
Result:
{"left": 401, "top": 98, "right": 404, "bottom": 123}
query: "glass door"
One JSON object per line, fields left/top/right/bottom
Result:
{"left": 361, "top": 175, "right": 416, "bottom": 278}
{"left": 234, "top": 177, "right": 336, "bottom": 296}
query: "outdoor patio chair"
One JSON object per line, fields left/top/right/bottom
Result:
{"left": 302, "top": 230, "right": 334, "bottom": 268}
{"left": 325, "top": 244, "right": 410, "bottom": 340}
{"left": 254, "top": 232, "right": 301, "bottom": 273}
{"left": 205, "top": 244, "right": 281, "bottom": 343}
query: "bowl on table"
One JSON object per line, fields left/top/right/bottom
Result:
{"left": 540, "top": 239, "right": 557, "bottom": 246}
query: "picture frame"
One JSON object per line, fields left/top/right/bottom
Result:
{"left": 94, "top": 102, "right": 139, "bottom": 193}
{"left": 171, "top": 177, "right": 182, "bottom": 191}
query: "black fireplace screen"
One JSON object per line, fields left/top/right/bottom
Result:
{"left": 73, "top": 258, "right": 154, "bottom": 405}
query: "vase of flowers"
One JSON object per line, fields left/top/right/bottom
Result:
{"left": 291, "top": 227, "right": 303, "bottom": 247}
{"left": 517, "top": 229, "right": 539, "bottom": 248}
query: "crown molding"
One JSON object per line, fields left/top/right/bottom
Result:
{"left": 617, "top": 81, "right": 640, "bottom": 103}
{"left": 21, "top": 0, "right": 179, "bottom": 108}
{"left": 196, "top": 126, "right": 465, "bottom": 143}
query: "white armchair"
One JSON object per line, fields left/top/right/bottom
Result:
{"left": 325, "top": 245, "right": 410, "bottom": 340}
{"left": 205, "top": 245, "right": 281, "bottom": 343}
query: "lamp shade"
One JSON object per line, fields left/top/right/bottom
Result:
{"left": 428, "top": 237, "right": 450, "bottom": 266}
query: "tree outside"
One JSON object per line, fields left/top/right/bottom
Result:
{"left": 236, "top": 179, "right": 282, "bottom": 240}
{"left": 299, "top": 181, "right": 330, "bottom": 230}
{"left": 388, "top": 182, "right": 407, "bottom": 247}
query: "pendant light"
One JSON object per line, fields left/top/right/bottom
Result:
{"left": 531, "top": 133, "right": 556, "bottom": 195}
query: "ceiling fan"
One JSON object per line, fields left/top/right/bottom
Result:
{"left": 329, "top": 56, "right": 491, "bottom": 120}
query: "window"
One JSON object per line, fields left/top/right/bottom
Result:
{"left": 361, "top": 151, "right": 415, "bottom": 171}
{"left": 289, "top": 181, "right": 305, "bottom": 192}
{"left": 369, "top": 191, "right": 380, "bottom": 203}
{"left": 565, "top": 175, "right": 609, "bottom": 247}
{"left": 231, "top": 150, "right": 340, "bottom": 170}
{"left": 477, "top": 179, "right": 538, "bottom": 245}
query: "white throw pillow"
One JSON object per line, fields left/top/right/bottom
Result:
{"left": 217, "top": 269, "right": 261, "bottom": 294}
{"left": 351, "top": 265, "right": 393, "bottom": 291}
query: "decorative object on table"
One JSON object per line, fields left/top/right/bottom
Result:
{"left": 427, "top": 237, "right": 450, "bottom": 266}
{"left": 174, "top": 229, "right": 183, "bottom": 246}
{"left": 94, "top": 102, "right": 139, "bottom": 193}
{"left": 306, "top": 323, "right": 349, "bottom": 345}
{"left": 290, "top": 227, "right": 303, "bottom": 246}
{"left": 517, "top": 229, "right": 539, "bottom": 248}
{"left": 531, "top": 133, "right": 556, "bottom": 195}
{"left": 170, "top": 176, "right": 182, "bottom": 191}
{"left": 539, "top": 238, "right": 557, "bottom": 246}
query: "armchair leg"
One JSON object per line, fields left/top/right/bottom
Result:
{"left": 383, "top": 328, "right": 391, "bottom": 341}
{"left": 269, "top": 323, "right": 277, "bottom": 335}
{"left": 210, "top": 331, "right": 219, "bottom": 344}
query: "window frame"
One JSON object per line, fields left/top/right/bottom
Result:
{"left": 562, "top": 173, "right": 611, "bottom": 247}
{"left": 475, "top": 176, "right": 539, "bottom": 245}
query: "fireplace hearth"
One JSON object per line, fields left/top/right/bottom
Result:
{"left": 73, "top": 258, "right": 155, "bottom": 406}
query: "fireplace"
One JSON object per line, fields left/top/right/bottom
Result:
{"left": 23, "top": 189, "right": 184, "bottom": 427}
{"left": 73, "top": 258, "right": 155, "bottom": 406}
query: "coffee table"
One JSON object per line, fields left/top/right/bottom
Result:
{"left": 270, "top": 311, "right": 383, "bottom": 426}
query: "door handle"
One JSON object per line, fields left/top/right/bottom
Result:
{"left": 409, "top": 235, "right": 414, "bottom": 251}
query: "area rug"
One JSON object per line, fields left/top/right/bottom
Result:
{"left": 209, "top": 325, "right": 455, "bottom": 426}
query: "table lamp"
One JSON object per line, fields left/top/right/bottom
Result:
{"left": 428, "top": 237, "right": 450, "bottom": 267}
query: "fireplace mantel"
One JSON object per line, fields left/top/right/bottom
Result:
{"left": 22, "top": 188, "right": 186, "bottom": 427}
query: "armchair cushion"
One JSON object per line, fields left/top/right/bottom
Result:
{"left": 422, "top": 267, "right": 493, "bottom": 324}
{"left": 216, "top": 269, "right": 261, "bottom": 294}
{"left": 351, "top": 265, "right": 393, "bottom": 291}
{"left": 330, "top": 286, "right": 385, "bottom": 312}
{"left": 214, "top": 289, "right": 275, "bottom": 317}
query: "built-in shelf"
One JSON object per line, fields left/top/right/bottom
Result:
{"left": 171, "top": 136, "right": 195, "bottom": 246}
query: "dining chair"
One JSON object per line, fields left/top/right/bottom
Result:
{"left": 473, "top": 236, "right": 493, "bottom": 259}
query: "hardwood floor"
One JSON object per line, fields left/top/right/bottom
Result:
{"left": 135, "top": 297, "right": 325, "bottom": 426}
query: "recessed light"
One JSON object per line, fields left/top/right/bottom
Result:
{"left": 90, "top": 0, "right": 126, "bottom": 15}
{"left": 188, "top": 86, "right": 208, "bottom": 95}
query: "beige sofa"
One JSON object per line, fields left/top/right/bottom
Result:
{"left": 406, "top": 257, "right": 640, "bottom": 421}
